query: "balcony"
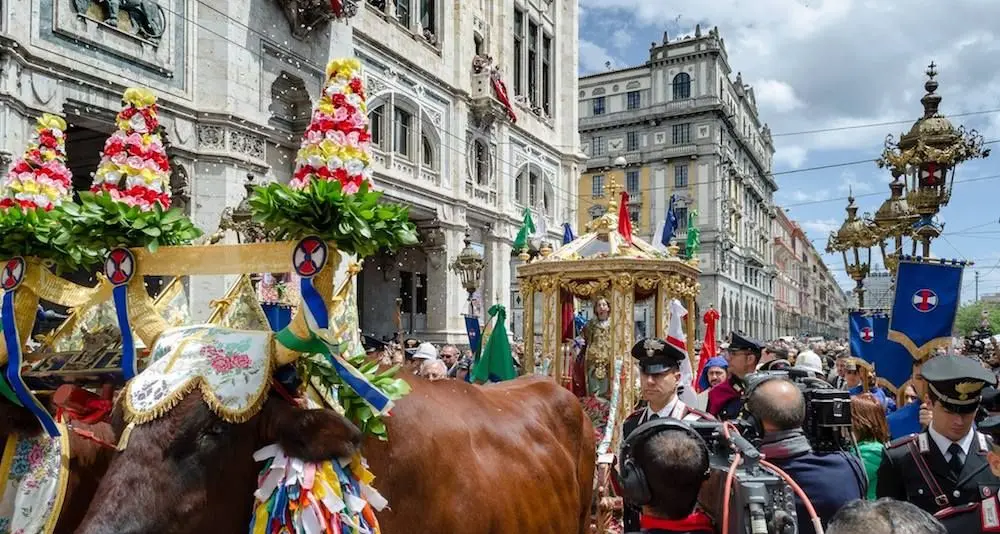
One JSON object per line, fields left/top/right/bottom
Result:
{"left": 371, "top": 147, "right": 441, "bottom": 188}
{"left": 579, "top": 96, "right": 722, "bottom": 131}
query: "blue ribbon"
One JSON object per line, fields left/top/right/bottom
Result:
{"left": 300, "top": 276, "right": 329, "bottom": 329}
{"left": 325, "top": 351, "right": 392, "bottom": 414}
{"left": 112, "top": 285, "right": 138, "bottom": 380}
{"left": 2, "top": 291, "right": 59, "bottom": 436}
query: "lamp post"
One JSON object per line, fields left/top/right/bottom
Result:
{"left": 827, "top": 194, "right": 877, "bottom": 308}
{"left": 872, "top": 179, "right": 918, "bottom": 276}
{"left": 451, "top": 227, "right": 486, "bottom": 316}
{"left": 877, "top": 62, "right": 990, "bottom": 257}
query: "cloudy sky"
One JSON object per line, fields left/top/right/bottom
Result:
{"left": 578, "top": 0, "right": 1000, "bottom": 304}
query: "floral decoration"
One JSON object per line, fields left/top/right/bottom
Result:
{"left": 90, "top": 87, "right": 172, "bottom": 211}
{"left": 0, "top": 114, "right": 73, "bottom": 212}
{"left": 290, "top": 58, "right": 373, "bottom": 194}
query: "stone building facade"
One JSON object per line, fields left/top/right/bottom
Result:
{"left": 0, "top": 0, "right": 581, "bottom": 343}
{"left": 576, "top": 27, "right": 778, "bottom": 341}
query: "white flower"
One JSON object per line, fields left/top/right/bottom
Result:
{"left": 51, "top": 129, "right": 64, "bottom": 139}
{"left": 345, "top": 93, "right": 362, "bottom": 107}
{"left": 345, "top": 158, "right": 365, "bottom": 175}
{"left": 129, "top": 113, "right": 148, "bottom": 133}
{"left": 326, "top": 156, "right": 344, "bottom": 170}
{"left": 307, "top": 155, "right": 326, "bottom": 168}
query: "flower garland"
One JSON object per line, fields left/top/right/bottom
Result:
{"left": 0, "top": 114, "right": 73, "bottom": 212}
{"left": 91, "top": 87, "right": 172, "bottom": 211}
{"left": 291, "top": 58, "right": 374, "bottom": 194}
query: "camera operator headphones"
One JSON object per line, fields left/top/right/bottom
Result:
{"left": 738, "top": 371, "right": 786, "bottom": 439}
{"left": 618, "top": 418, "right": 711, "bottom": 506}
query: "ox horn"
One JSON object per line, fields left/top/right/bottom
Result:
{"left": 274, "top": 250, "right": 337, "bottom": 366}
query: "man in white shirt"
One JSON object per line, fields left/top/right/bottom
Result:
{"left": 877, "top": 355, "right": 1000, "bottom": 534}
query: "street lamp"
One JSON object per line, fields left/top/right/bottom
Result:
{"left": 871, "top": 179, "right": 918, "bottom": 276}
{"left": 877, "top": 62, "right": 990, "bottom": 257}
{"left": 827, "top": 194, "right": 878, "bottom": 308}
{"left": 451, "top": 227, "right": 486, "bottom": 316}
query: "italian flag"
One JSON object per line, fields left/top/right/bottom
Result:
{"left": 668, "top": 299, "right": 698, "bottom": 407}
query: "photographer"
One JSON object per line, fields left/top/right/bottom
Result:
{"left": 745, "top": 376, "right": 865, "bottom": 534}
{"left": 618, "top": 419, "right": 714, "bottom": 534}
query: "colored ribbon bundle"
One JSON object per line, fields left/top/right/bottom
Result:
{"left": 250, "top": 444, "right": 386, "bottom": 534}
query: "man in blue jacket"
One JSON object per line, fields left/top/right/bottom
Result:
{"left": 744, "top": 376, "right": 866, "bottom": 534}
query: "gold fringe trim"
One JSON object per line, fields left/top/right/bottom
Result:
{"left": 123, "top": 333, "right": 276, "bottom": 425}
{"left": 887, "top": 330, "right": 951, "bottom": 361}
{"left": 127, "top": 269, "right": 169, "bottom": 349}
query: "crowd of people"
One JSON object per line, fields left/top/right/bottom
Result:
{"left": 622, "top": 330, "right": 1000, "bottom": 534}
{"left": 362, "top": 335, "right": 478, "bottom": 382}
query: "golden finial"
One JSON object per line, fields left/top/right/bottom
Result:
{"left": 607, "top": 177, "right": 621, "bottom": 211}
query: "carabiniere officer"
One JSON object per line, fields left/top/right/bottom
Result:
{"left": 876, "top": 355, "right": 1000, "bottom": 534}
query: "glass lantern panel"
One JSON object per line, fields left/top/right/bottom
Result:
{"left": 577, "top": 234, "right": 613, "bottom": 258}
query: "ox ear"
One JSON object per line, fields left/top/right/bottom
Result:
{"left": 262, "top": 399, "right": 363, "bottom": 462}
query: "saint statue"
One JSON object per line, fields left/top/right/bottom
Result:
{"left": 580, "top": 296, "right": 613, "bottom": 399}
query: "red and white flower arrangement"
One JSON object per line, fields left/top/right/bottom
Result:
{"left": 291, "top": 58, "right": 374, "bottom": 194}
{"left": 91, "top": 87, "right": 172, "bottom": 211}
{"left": 0, "top": 114, "right": 73, "bottom": 212}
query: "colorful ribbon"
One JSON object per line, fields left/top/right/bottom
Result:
{"left": 112, "top": 284, "right": 138, "bottom": 380}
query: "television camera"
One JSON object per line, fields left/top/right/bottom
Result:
{"left": 741, "top": 368, "right": 854, "bottom": 453}
{"left": 687, "top": 420, "right": 798, "bottom": 534}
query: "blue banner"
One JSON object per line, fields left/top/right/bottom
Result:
{"left": 850, "top": 311, "right": 913, "bottom": 390}
{"left": 887, "top": 399, "right": 922, "bottom": 439}
{"left": 849, "top": 311, "right": 876, "bottom": 364}
{"left": 465, "top": 315, "right": 482, "bottom": 357}
{"left": 889, "top": 257, "right": 965, "bottom": 359}
{"left": 562, "top": 223, "right": 575, "bottom": 245}
{"left": 872, "top": 314, "right": 913, "bottom": 389}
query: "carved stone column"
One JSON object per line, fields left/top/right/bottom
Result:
{"left": 421, "top": 225, "right": 465, "bottom": 342}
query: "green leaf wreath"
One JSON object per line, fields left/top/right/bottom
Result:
{"left": 55, "top": 192, "right": 203, "bottom": 253}
{"left": 249, "top": 180, "right": 419, "bottom": 257}
{"left": 0, "top": 207, "right": 102, "bottom": 273}
{"left": 297, "top": 349, "right": 411, "bottom": 441}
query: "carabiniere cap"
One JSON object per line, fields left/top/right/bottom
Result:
{"left": 630, "top": 337, "right": 686, "bottom": 375}
{"left": 920, "top": 355, "right": 998, "bottom": 414}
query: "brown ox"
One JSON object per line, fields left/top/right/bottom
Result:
{"left": 0, "top": 394, "right": 116, "bottom": 534}
{"left": 77, "top": 375, "right": 596, "bottom": 534}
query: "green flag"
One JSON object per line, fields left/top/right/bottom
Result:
{"left": 471, "top": 304, "right": 517, "bottom": 383}
{"left": 685, "top": 209, "right": 700, "bottom": 259}
{"left": 512, "top": 208, "right": 536, "bottom": 252}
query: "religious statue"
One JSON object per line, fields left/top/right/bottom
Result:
{"left": 74, "top": 0, "right": 166, "bottom": 40}
{"left": 579, "top": 296, "right": 613, "bottom": 399}
{"left": 685, "top": 209, "right": 700, "bottom": 260}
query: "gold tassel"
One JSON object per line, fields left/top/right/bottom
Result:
{"left": 117, "top": 422, "right": 135, "bottom": 451}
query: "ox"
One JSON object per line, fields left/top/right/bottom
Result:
{"left": 0, "top": 392, "right": 116, "bottom": 534}
{"left": 77, "top": 374, "right": 596, "bottom": 534}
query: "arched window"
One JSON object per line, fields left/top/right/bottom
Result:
{"left": 672, "top": 72, "right": 691, "bottom": 100}
{"left": 474, "top": 140, "right": 489, "bottom": 186}
{"left": 528, "top": 169, "right": 539, "bottom": 208}
{"left": 367, "top": 94, "right": 440, "bottom": 171}
{"left": 422, "top": 134, "right": 435, "bottom": 169}
{"left": 514, "top": 171, "right": 524, "bottom": 203}
{"left": 269, "top": 72, "right": 311, "bottom": 133}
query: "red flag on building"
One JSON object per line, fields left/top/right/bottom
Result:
{"left": 695, "top": 307, "right": 721, "bottom": 393}
{"left": 618, "top": 190, "right": 633, "bottom": 245}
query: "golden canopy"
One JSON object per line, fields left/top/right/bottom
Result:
{"left": 516, "top": 187, "right": 700, "bottom": 412}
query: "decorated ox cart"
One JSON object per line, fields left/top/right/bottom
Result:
{"left": 516, "top": 184, "right": 701, "bottom": 533}
{"left": 0, "top": 55, "right": 597, "bottom": 534}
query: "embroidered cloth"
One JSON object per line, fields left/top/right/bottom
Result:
{"left": 0, "top": 422, "right": 70, "bottom": 534}
{"left": 124, "top": 325, "right": 274, "bottom": 424}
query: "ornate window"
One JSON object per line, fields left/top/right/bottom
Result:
{"left": 367, "top": 0, "right": 440, "bottom": 46}
{"left": 592, "top": 174, "right": 605, "bottom": 198}
{"left": 368, "top": 94, "right": 440, "bottom": 171}
{"left": 269, "top": 72, "right": 311, "bottom": 134}
{"left": 673, "top": 72, "right": 691, "bottom": 100}
{"left": 474, "top": 139, "right": 489, "bottom": 186}
{"left": 512, "top": 5, "right": 554, "bottom": 114}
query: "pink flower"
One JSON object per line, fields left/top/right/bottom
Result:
{"left": 342, "top": 181, "right": 360, "bottom": 195}
{"left": 210, "top": 357, "right": 231, "bottom": 373}
{"left": 231, "top": 354, "right": 252, "bottom": 369}
{"left": 27, "top": 444, "right": 43, "bottom": 468}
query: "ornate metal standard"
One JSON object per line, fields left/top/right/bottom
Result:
{"left": 451, "top": 227, "right": 486, "bottom": 316}
{"left": 827, "top": 194, "right": 878, "bottom": 308}
{"left": 210, "top": 174, "right": 271, "bottom": 245}
{"left": 872, "top": 179, "right": 919, "bottom": 276}
{"left": 878, "top": 62, "right": 990, "bottom": 257}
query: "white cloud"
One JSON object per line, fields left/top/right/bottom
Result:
{"left": 773, "top": 146, "right": 808, "bottom": 169}
{"left": 837, "top": 171, "right": 873, "bottom": 194}
{"left": 780, "top": 189, "right": 831, "bottom": 203}
{"left": 800, "top": 219, "right": 841, "bottom": 235}
{"left": 611, "top": 29, "right": 632, "bottom": 51}
{"left": 578, "top": 40, "right": 619, "bottom": 74}
{"left": 753, "top": 80, "right": 805, "bottom": 113}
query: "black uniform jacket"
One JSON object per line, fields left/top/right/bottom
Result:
{"left": 877, "top": 430, "right": 1000, "bottom": 534}
{"left": 621, "top": 402, "right": 714, "bottom": 534}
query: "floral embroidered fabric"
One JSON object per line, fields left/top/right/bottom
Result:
{"left": 124, "top": 325, "right": 274, "bottom": 424}
{"left": 0, "top": 423, "right": 69, "bottom": 534}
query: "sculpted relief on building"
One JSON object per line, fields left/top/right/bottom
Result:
{"left": 71, "top": 0, "right": 166, "bottom": 40}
